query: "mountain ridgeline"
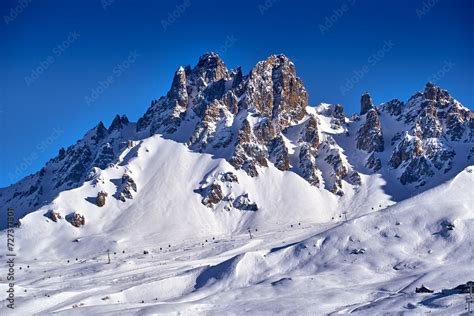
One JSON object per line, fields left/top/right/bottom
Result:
{"left": 1, "top": 53, "right": 473, "bottom": 227}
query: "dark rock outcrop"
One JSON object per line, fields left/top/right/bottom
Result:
{"left": 360, "top": 93, "right": 374, "bottom": 115}
{"left": 117, "top": 174, "right": 137, "bottom": 202}
{"left": 240, "top": 54, "right": 308, "bottom": 129}
{"left": 357, "top": 108, "right": 384, "bottom": 153}
{"left": 233, "top": 193, "right": 258, "bottom": 211}
{"left": 400, "top": 157, "right": 434, "bottom": 185}
{"left": 268, "top": 135, "right": 290, "bottom": 171}
{"left": 202, "top": 183, "right": 224, "bottom": 207}
{"left": 219, "top": 172, "right": 239, "bottom": 183}
{"left": 300, "top": 115, "right": 320, "bottom": 149}
{"left": 230, "top": 120, "right": 268, "bottom": 177}
{"left": 66, "top": 212, "right": 85, "bottom": 227}
{"left": 298, "top": 145, "right": 320, "bottom": 187}
{"left": 44, "top": 210, "right": 62, "bottom": 222}
{"left": 96, "top": 191, "right": 107, "bottom": 207}
{"left": 366, "top": 153, "right": 382, "bottom": 172}
{"left": 381, "top": 99, "right": 403, "bottom": 117}
{"left": 389, "top": 132, "right": 423, "bottom": 168}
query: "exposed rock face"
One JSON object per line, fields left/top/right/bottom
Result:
{"left": 424, "top": 139, "right": 455, "bottom": 173}
{"left": 414, "top": 105, "right": 443, "bottom": 139}
{"left": 268, "top": 135, "right": 290, "bottom": 171}
{"left": 93, "top": 143, "right": 115, "bottom": 169}
{"left": 201, "top": 183, "right": 224, "bottom": 207}
{"left": 389, "top": 132, "right": 423, "bottom": 169}
{"left": 399, "top": 157, "right": 434, "bottom": 185}
{"left": 240, "top": 55, "right": 308, "bottom": 129}
{"left": 194, "top": 52, "right": 229, "bottom": 85}
{"left": 168, "top": 67, "right": 189, "bottom": 110}
{"left": 253, "top": 118, "right": 277, "bottom": 144}
{"left": 219, "top": 172, "right": 239, "bottom": 183}
{"left": 233, "top": 193, "right": 258, "bottom": 211}
{"left": 317, "top": 138, "right": 358, "bottom": 196}
{"left": 300, "top": 115, "right": 320, "bottom": 149}
{"left": 385, "top": 82, "right": 471, "bottom": 185}
{"left": 66, "top": 212, "right": 85, "bottom": 227}
{"left": 298, "top": 145, "right": 320, "bottom": 187}
{"left": 93, "top": 122, "right": 108, "bottom": 143}
{"left": 330, "top": 104, "right": 346, "bottom": 129}
{"left": 188, "top": 99, "right": 234, "bottom": 150}
{"left": 109, "top": 114, "right": 129, "bottom": 131}
{"left": 360, "top": 93, "right": 374, "bottom": 115}
{"left": 366, "top": 153, "right": 382, "bottom": 172}
{"left": 468, "top": 147, "right": 474, "bottom": 160}
{"left": 117, "top": 174, "right": 137, "bottom": 202}
{"left": 348, "top": 171, "right": 362, "bottom": 186}
{"left": 44, "top": 210, "right": 62, "bottom": 222}
{"left": 55, "top": 145, "right": 93, "bottom": 188}
{"left": 381, "top": 99, "right": 403, "bottom": 117}
{"left": 197, "top": 171, "right": 257, "bottom": 211}
{"left": 229, "top": 120, "right": 268, "bottom": 177}
{"left": 357, "top": 108, "right": 384, "bottom": 153}
{"left": 325, "top": 151, "right": 347, "bottom": 196}
{"left": 96, "top": 191, "right": 107, "bottom": 207}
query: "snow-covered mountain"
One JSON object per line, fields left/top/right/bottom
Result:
{"left": 1, "top": 53, "right": 473, "bottom": 314}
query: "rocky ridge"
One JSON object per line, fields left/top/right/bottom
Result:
{"left": 1, "top": 53, "right": 472, "bottom": 221}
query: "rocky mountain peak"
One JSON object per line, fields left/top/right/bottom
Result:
{"left": 242, "top": 54, "right": 307, "bottom": 129}
{"left": 423, "top": 81, "right": 451, "bottom": 101}
{"left": 357, "top": 108, "right": 384, "bottom": 153}
{"left": 168, "top": 66, "right": 189, "bottom": 110}
{"left": 194, "top": 52, "right": 229, "bottom": 83}
{"left": 109, "top": 114, "right": 129, "bottom": 131}
{"left": 93, "top": 121, "right": 108, "bottom": 142}
{"left": 360, "top": 92, "right": 375, "bottom": 115}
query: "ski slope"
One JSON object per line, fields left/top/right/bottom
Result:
{"left": 2, "top": 165, "right": 473, "bottom": 315}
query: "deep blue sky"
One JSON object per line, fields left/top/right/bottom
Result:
{"left": 1, "top": 0, "right": 473, "bottom": 187}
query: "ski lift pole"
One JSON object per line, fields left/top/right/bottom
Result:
{"left": 467, "top": 281, "right": 474, "bottom": 314}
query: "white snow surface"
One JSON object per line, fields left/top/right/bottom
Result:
{"left": 1, "top": 127, "right": 473, "bottom": 314}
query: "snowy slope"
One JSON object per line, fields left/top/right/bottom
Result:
{"left": 1, "top": 167, "right": 472, "bottom": 315}
{"left": 10, "top": 133, "right": 339, "bottom": 260}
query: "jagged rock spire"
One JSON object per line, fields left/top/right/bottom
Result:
{"left": 194, "top": 52, "right": 228, "bottom": 83}
{"left": 360, "top": 92, "right": 374, "bottom": 115}
{"left": 167, "top": 66, "right": 189, "bottom": 110}
{"left": 109, "top": 114, "right": 129, "bottom": 131}
{"left": 241, "top": 54, "right": 308, "bottom": 128}
{"left": 93, "top": 121, "right": 108, "bottom": 142}
{"left": 357, "top": 108, "right": 384, "bottom": 153}
{"left": 423, "top": 81, "right": 451, "bottom": 101}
